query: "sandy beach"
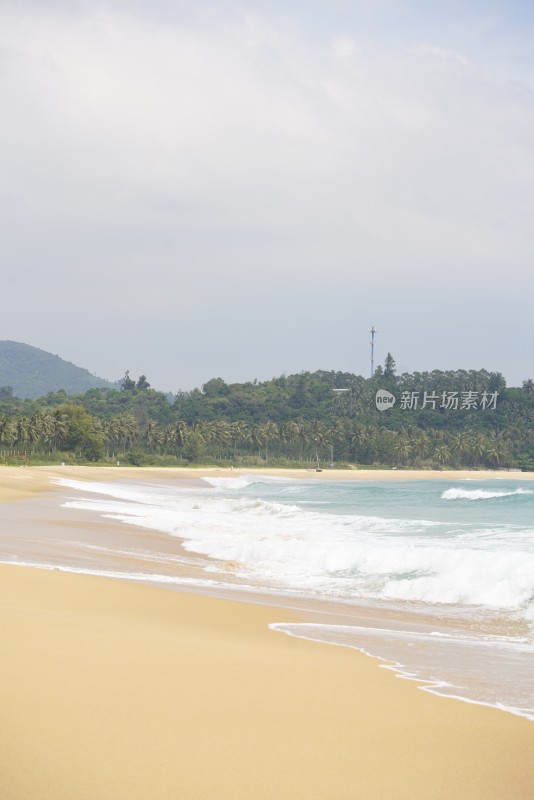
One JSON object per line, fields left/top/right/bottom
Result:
{"left": 1, "top": 465, "right": 534, "bottom": 799}
{"left": 1, "top": 463, "right": 533, "bottom": 503}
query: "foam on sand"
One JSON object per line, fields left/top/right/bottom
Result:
{"left": 2, "top": 563, "right": 534, "bottom": 799}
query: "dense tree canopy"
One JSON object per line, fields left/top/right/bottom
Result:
{"left": 1, "top": 362, "right": 533, "bottom": 470}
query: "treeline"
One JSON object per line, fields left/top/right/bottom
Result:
{"left": 0, "top": 360, "right": 533, "bottom": 469}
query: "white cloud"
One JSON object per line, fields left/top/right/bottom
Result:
{"left": 0, "top": 2, "right": 533, "bottom": 385}
{"left": 411, "top": 44, "right": 469, "bottom": 67}
{"left": 332, "top": 37, "right": 358, "bottom": 60}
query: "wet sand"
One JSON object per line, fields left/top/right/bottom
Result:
{"left": 1, "top": 466, "right": 534, "bottom": 799}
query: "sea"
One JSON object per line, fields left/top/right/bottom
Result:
{"left": 5, "top": 473, "right": 534, "bottom": 721}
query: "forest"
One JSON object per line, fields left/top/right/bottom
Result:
{"left": 0, "top": 358, "right": 533, "bottom": 470}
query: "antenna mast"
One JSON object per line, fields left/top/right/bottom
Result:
{"left": 370, "top": 325, "right": 376, "bottom": 377}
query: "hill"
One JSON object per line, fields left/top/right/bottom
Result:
{"left": 0, "top": 341, "right": 116, "bottom": 399}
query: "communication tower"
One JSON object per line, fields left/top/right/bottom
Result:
{"left": 370, "top": 326, "right": 377, "bottom": 377}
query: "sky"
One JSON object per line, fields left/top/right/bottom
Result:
{"left": 1, "top": 0, "right": 533, "bottom": 391}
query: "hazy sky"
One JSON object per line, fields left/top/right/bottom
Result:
{"left": 1, "top": 0, "right": 533, "bottom": 390}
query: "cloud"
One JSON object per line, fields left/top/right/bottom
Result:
{"left": 410, "top": 44, "right": 469, "bottom": 66}
{"left": 0, "top": 2, "right": 533, "bottom": 386}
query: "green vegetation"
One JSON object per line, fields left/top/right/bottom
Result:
{"left": 0, "top": 360, "right": 533, "bottom": 470}
{"left": 0, "top": 341, "right": 115, "bottom": 399}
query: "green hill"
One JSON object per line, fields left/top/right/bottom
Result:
{"left": 0, "top": 341, "right": 116, "bottom": 399}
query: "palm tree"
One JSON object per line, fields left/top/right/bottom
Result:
{"left": 28, "top": 412, "right": 46, "bottom": 452}
{"left": 251, "top": 424, "right": 268, "bottom": 460}
{"left": 193, "top": 421, "right": 212, "bottom": 447}
{"left": 172, "top": 420, "right": 189, "bottom": 453}
{"left": 15, "top": 416, "right": 29, "bottom": 449}
{"left": 103, "top": 418, "right": 121, "bottom": 457}
{"left": 280, "top": 421, "right": 300, "bottom": 459}
{"left": 40, "top": 414, "right": 56, "bottom": 452}
{"left": 466, "top": 434, "right": 487, "bottom": 467}
{"left": 0, "top": 416, "right": 14, "bottom": 450}
{"left": 51, "top": 411, "right": 68, "bottom": 452}
{"left": 262, "top": 422, "right": 279, "bottom": 461}
{"left": 230, "top": 421, "right": 250, "bottom": 458}
{"left": 308, "top": 421, "right": 328, "bottom": 466}
{"left": 143, "top": 420, "right": 162, "bottom": 452}
{"left": 393, "top": 437, "right": 411, "bottom": 465}
{"left": 212, "top": 421, "right": 232, "bottom": 458}
{"left": 117, "top": 414, "right": 139, "bottom": 452}
{"left": 411, "top": 434, "right": 430, "bottom": 462}
{"left": 326, "top": 421, "right": 345, "bottom": 464}
{"left": 351, "top": 425, "right": 368, "bottom": 463}
{"left": 162, "top": 424, "right": 176, "bottom": 454}
{"left": 297, "top": 421, "right": 311, "bottom": 462}
{"left": 434, "top": 445, "right": 451, "bottom": 466}
{"left": 485, "top": 446, "right": 502, "bottom": 467}
{"left": 451, "top": 432, "right": 470, "bottom": 464}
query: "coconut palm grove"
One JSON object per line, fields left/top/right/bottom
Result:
{"left": 0, "top": 356, "right": 533, "bottom": 470}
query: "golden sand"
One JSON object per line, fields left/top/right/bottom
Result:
{"left": 1, "top": 465, "right": 534, "bottom": 798}
{"left": 1, "top": 565, "right": 534, "bottom": 800}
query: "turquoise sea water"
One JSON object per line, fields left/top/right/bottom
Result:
{"left": 4, "top": 473, "right": 534, "bottom": 720}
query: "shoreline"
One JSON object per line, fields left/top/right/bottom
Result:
{"left": 1, "top": 467, "right": 534, "bottom": 797}
{"left": 1, "top": 463, "right": 533, "bottom": 503}
{"left": 1, "top": 562, "right": 534, "bottom": 799}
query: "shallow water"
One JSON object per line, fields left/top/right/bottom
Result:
{"left": 2, "top": 473, "right": 534, "bottom": 720}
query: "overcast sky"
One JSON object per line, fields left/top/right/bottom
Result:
{"left": 1, "top": 0, "right": 533, "bottom": 390}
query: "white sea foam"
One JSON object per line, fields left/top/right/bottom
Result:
{"left": 53, "top": 478, "right": 534, "bottom": 621}
{"left": 202, "top": 474, "right": 292, "bottom": 490}
{"left": 442, "top": 487, "right": 534, "bottom": 501}
{"left": 37, "top": 475, "right": 534, "bottom": 725}
{"left": 202, "top": 476, "right": 258, "bottom": 490}
{"left": 269, "top": 623, "right": 534, "bottom": 721}
{"left": 0, "top": 557, "right": 266, "bottom": 594}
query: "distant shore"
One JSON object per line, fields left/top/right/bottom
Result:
{"left": 1, "top": 463, "right": 533, "bottom": 503}
{"left": 1, "top": 465, "right": 534, "bottom": 798}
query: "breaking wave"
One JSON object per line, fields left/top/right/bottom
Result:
{"left": 53, "top": 477, "right": 534, "bottom": 622}
{"left": 442, "top": 487, "right": 533, "bottom": 501}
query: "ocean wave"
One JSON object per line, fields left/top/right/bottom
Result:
{"left": 41, "top": 475, "right": 534, "bottom": 726}
{"left": 442, "top": 488, "right": 534, "bottom": 501}
{"left": 60, "top": 507, "right": 534, "bottom": 616}
{"left": 54, "top": 478, "right": 534, "bottom": 621}
{"left": 203, "top": 476, "right": 256, "bottom": 490}
{"left": 202, "top": 474, "right": 292, "bottom": 490}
